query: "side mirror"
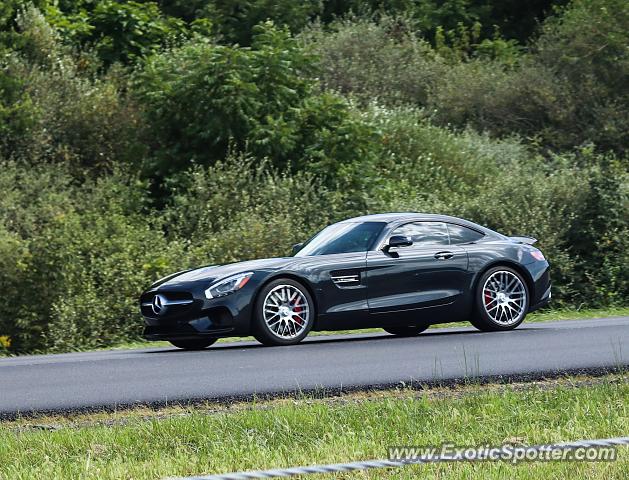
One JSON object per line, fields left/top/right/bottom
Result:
{"left": 292, "top": 243, "right": 304, "bottom": 255}
{"left": 384, "top": 235, "right": 413, "bottom": 252}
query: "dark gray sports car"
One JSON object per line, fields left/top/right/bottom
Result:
{"left": 140, "top": 213, "right": 551, "bottom": 349}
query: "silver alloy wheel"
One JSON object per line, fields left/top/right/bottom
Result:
{"left": 482, "top": 270, "right": 527, "bottom": 325}
{"left": 263, "top": 284, "right": 310, "bottom": 339}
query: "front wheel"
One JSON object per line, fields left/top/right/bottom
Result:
{"left": 470, "top": 266, "right": 529, "bottom": 331}
{"left": 383, "top": 325, "right": 428, "bottom": 337}
{"left": 169, "top": 338, "right": 218, "bottom": 350}
{"left": 253, "top": 279, "right": 314, "bottom": 346}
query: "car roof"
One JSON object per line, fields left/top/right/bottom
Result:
{"left": 338, "top": 212, "right": 502, "bottom": 236}
{"left": 341, "top": 212, "right": 467, "bottom": 224}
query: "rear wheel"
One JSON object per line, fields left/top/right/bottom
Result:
{"left": 169, "top": 338, "right": 217, "bottom": 350}
{"left": 471, "top": 266, "right": 529, "bottom": 331}
{"left": 253, "top": 278, "right": 314, "bottom": 346}
{"left": 383, "top": 325, "right": 428, "bottom": 337}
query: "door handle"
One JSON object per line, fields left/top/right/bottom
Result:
{"left": 434, "top": 251, "right": 454, "bottom": 260}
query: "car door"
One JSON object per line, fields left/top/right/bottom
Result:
{"left": 366, "top": 221, "right": 469, "bottom": 316}
{"left": 292, "top": 221, "right": 385, "bottom": 329}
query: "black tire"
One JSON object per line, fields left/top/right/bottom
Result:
{"left": 253, "top": 278, "right": 314, "bottom": 346}
{"left": 383, "top": 325, "right": 428, "bottom": 336}
{"left": 169, "top": 338, "right": 218, "bottom": 350}
{"left": 470, "top": 265, "right": 529, "bottom": 332}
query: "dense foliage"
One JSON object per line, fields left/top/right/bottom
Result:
{"left": 0, "top": 0, "right": 627, "bottom": 353}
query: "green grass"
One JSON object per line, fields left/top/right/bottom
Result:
{"left": 527, "top": 306, "right": 629, "bottom": 322}
{"left": 105, "top": 306, "right": 629, "bottom": 352}
{"left": 1, "top": 375, "right": 627, "bottom": 479}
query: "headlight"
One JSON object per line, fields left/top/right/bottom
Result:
{"left": 204, "top": 272, "right": 254, "bottom": 299}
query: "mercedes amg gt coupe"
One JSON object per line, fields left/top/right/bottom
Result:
{"left": 140, "top": 213, "right": 551, "bottom": 349}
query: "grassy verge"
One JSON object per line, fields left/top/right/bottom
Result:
{"left": 1, "top": 374, "right": 626, "bottom": 479}
{"left": 526, "top": 306, "right": 629, "bottom": 322}
{"left": 104, "top": 306, "right": 629, "bottom": 352}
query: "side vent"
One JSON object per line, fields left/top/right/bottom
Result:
{"left": 330, "top": 272, "right": 361, "bottom": 287}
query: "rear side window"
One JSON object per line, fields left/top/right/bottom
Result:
{"left": 392, "top": 222, "right": 450, "bottom": 246}
{"left": 447, "top": 224, "right": 484, "bottom": 244}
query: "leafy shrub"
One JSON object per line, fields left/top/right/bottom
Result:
{"left": 136, "top": 21, "right": 379, "bottom": 185}
{"left": 0, "top": 162, "right": 182, "bottom": 353}
{"left": 43, "top": 1, "right": 189, "bottom": 66}
{"left": 428, "top": 59, "right": 572, "bottom": 142}
{"left": 301, "top": 16, "right": 446, "bottom": 106}
{"left": 307, "top": 1, "right": 628, "bottom": 154}
{"left": 204, "top": 0, "right": 322, "bottom": 46}
{"left": 0, "top": 64, "right": 36, "bottom": 159}
{"left": 565, "top": 157, "right": 629, "bottom": 305}
{"left": 136, "top": 22, "right": 312, "bottom": 173}
{"left": 0, "top": 158, "right": 343, "bottom": 353}
{"left": 165, "top": 155, "right": 346, "bottom": 265}
{"left": 23, "top": 62, "right": 145, "bottom": 170}
{"left": 0, "top": 0, "right": 47, "bottom": 52}
{"left": 4, "top": 7, "right": 145, "bottom": 171}
{"left": 42, "top": 183, "right": 184, "bottom": 352}
{"left": 319, "top": 0, "right": 564, "bottom": 44}
{"left": 85, "top": 1, "right": 187, "bottom": 65}
{"left": 532, "top": 0, "right": 629, "bottom": 153}
{"left": 430, "top": 0, "right": 629, "bottom": 153}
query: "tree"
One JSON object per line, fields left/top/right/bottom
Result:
{"left": 137, "top": 21, "right": 378, "bottom": 183}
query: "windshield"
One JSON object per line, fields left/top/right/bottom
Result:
{"left": 295, "top": 222, "right": 386, "bottom": 256}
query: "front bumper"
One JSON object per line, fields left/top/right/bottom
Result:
{"left": 143, "top": 314, "right": 236, "bottom": 340}
{"left": 140, "top": 282, "right": 256, "bottom": 341}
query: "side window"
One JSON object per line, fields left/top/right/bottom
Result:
{"left": 392, "top": 222, "right": 449, "bottom": 246}
{"left": 447, "top": 223, "right": 484, "bottom": 244}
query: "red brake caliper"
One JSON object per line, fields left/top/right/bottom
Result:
{"left": 292, "top": 298, "right": 303, "bottom": 325}
{"left": 484, "top": 290, "right": 492, "bottom": 307}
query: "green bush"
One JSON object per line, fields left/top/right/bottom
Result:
{"left": 0, "top": 162, "right": 182, "bottom": 353}
{"left": 319, "top": 0, "right": 564, "bottom": 44}
{"left": 306, "top": 1, "right": 629, "bottom": 154}
{"left": 565, "top": 157, "right": 629, "bottom": 305}
{"left": 136, "top": 22, "right": 314, "bottom": 174}
{"left": 0, "top": 0, "right": 47, "bottom": 53}
{"left": 42, "top": 1, "right": 190, "bottom": 66}
{"left": 204, "top": 0, "right": 322, "bottom": 46}
{"left": 164, "top": 155, "right": 346, "bottom": 265}
{"left": 430, "top": 0, "right": 629, "bottom": 153}
{"left": 428, "top": 59, "right": 571, "bottom": 142}
{"left": 0, "top": 64, "right": 36, "bottom": 159}
{"left": 3, "top": 7, "right": 145, "bottom": 171}
{"left": 301, "top": 16, "right": 446, "bottom": 106}
{"left": 0, "top": 158, "right": 343, "bottom": 353}
{"left": 42, "top": 189, "right": 184, "bottom": 352}
{"left": 85, "top": 1, "right": 187, "bottom": 65}
{"left": 533, "top": 0, "right": 629, "bottom": 153}
{"left": 136, "top": 21, "right": 379, "bottom": 185}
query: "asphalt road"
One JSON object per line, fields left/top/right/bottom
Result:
{"left": 1, "top": 317, "right": 627, "bottom": 417}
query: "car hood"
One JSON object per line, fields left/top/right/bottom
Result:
{"left": 155, "top": 257, "right": 294, "bottom": 288}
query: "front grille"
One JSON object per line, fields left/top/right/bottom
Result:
{"left": 140, "top": 291, "right": 195, "bottom": 318}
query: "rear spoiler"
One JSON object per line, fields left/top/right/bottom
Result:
{"left": 509, "top": 236, "right": 538, "bottom": 245}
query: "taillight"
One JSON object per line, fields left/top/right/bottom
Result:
{"left": 530, "top": 249, "right": 545, "bottom": 261}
